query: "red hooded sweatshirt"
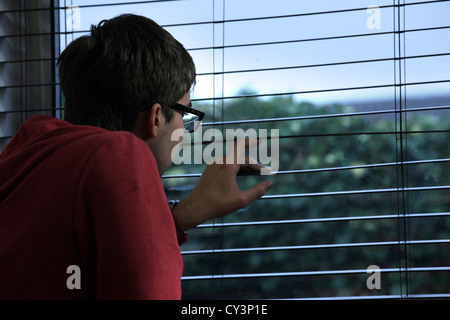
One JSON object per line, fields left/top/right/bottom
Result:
{"left": 0, "top": 115, "right": 187, "bottom": 299}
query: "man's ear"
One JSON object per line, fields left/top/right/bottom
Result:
{"left": 146, "top": 103, "right": 163, "bottom": 138}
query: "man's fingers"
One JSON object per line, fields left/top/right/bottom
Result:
{"left": 239, "top": 180, "right": 273, "bottom": 206}
{"left": 238, "top": 162, "right": 271, "bottom": 175}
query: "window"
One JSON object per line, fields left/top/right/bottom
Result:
{"left": 0, "top": 0, "right": 60, "bottom": 151}
{"left": 1, "top": 0, "right": 449, "bottom": 299}
{"left": 163, "top": 0, "right": 450, "bottom": 299}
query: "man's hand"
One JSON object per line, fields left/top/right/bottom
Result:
{"left": 172, "top": 139, "right": 274, "bottom": 230}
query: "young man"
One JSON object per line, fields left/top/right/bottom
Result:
{"left": 0, "top": 14, "right": 272, "bottom": 299}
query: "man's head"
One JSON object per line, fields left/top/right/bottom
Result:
{"left": 57, "top": 14, "right": 196, "bottom": 173}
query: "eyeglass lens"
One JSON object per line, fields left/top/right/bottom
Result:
{"left": 183, "top": 115, "right": 199, "bottom": 132}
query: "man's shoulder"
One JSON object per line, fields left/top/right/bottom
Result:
{"left": 60, "top": 121, "right": 145, "bottom": 151}
{"left": 73, "top": 126, "right": 155, "bottom": 167}
{"left": 83, "top": 128, "right": 148, "bottom": 153}
{"left": 41, "top": 119, "right": 153, "bottom": 166}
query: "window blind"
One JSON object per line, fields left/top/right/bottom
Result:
{"left": 1, "top": 0, "right": 448, "bottom": 300}
{"left": 164, "top": 0, "right": 450, "bottom": 300}
{"left": 0, "top": 0, "right": 61, "bottom": 151}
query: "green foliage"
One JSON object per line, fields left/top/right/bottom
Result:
{"left": 163, "top": 93, "right": 450, "bottom": 299}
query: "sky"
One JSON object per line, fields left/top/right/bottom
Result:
{"left": 60, "top": 0, "right": 450, "bottom": 106}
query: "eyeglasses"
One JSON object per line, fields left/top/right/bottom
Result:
{"left": 171, "top": 102, "right": 205, "bottom": 133}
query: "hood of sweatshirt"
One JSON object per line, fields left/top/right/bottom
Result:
{"left": 0, "top": 115, "right": 106, "bottom": 203}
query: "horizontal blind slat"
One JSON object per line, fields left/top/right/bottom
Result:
{"left": 197, "top": 212, "right": 450, "bottom": 229}
{"left": 191, "top": 79, "right": 450, "bottom": 102}
{"left": 0, "top": 0, "right": 180, "bottom": 14}
{"left": 261, "top": 185, "right": 450, "bottom": 200}
{"left": 196, "top": 52, "right": 450, "bottom": 77}
{"left": 188, "top": 25, "right": 450, "bottom": 51}
{"left": 181, "top": 266, "right": 450, "bottom": 281}
{"left": 162, "top": 158, "right": 450, "bottom": 179}
{"left": 181, "top": 239, "right": 450, "bottom": 255}
{"left": 286, "top": 293, "right": 450, "bottom": 300}
{"left": 199, "top": 105, "right": 450, "bottom": 126}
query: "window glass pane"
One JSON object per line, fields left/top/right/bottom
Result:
{"left": 224, "top": 8, "right": 393, "bottom": 47}
{"left": 225, "top": 0, "right": 393, "bottom": 20}
{"left": 405, "top": 1, "right": 450, "bottom": 29}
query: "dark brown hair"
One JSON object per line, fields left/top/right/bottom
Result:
{"left": 57, "top": 14, "right": 196, "bottom": 131}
